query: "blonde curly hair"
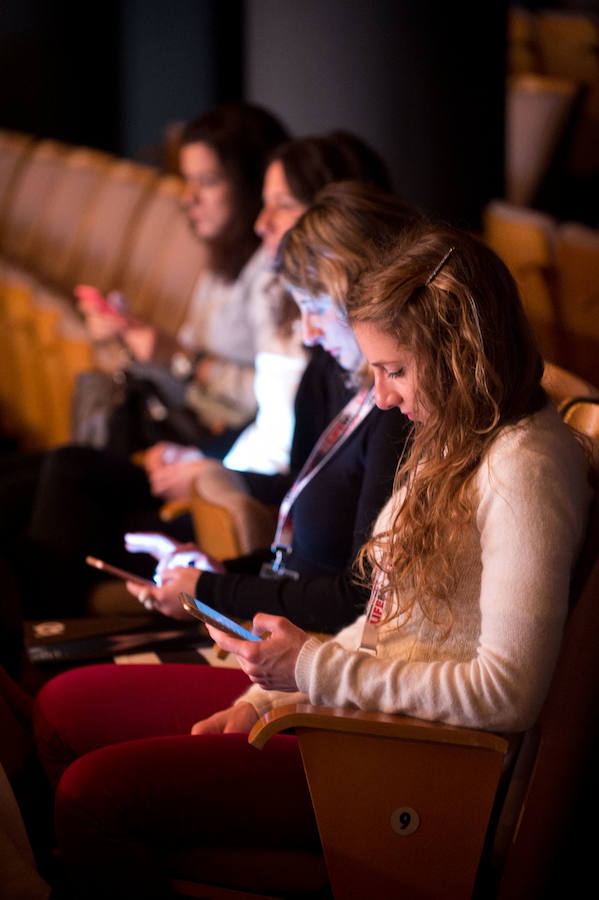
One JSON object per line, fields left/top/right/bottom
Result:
{"left": 276, "top": 180, "right": 419, "bottom": 313}
{"left": 346, "top": 222, "right": 545, "bottom": 632}
{"left": 275, "top": 180, "right": 419, "bottom": 384}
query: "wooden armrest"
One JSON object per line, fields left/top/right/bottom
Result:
{"left": 249, "top": 702, "right": 509, "bottom": 899}
{"left": 249, "top": 702, "right": 508, "bottom": 753}
{"left": 159, "top": 498, "right": 191, "bottom": 521}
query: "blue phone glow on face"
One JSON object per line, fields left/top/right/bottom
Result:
{"left": 193, "top": 598, "right": 261, "bottom": 641}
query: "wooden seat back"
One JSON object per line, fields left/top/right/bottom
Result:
{"left": 0, "top": 130, "right": 34, "bottom": 237}
{"left": 555, "top": 222, "right": 599, "bottom": 386}
{"left": 505, "top": 72, "right": 581, "bottom": 207}
{"left": 0, "top": 139, "right": 70, "bottom": 267}
{"left": 26, "top": 146, "right": 115, "bottom": 292}
{"left": 483, "top": 201, "right": 563, "bottom": 363}
{"left": 66, "top": 159, "right": 158, "bottom": 295}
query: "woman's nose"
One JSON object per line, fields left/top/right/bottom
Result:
{"left": 254, "top": 206, "right": 269, "bottom": 237}
{"left": 181, "top": 181, "right": 195, "bottom": 207}
{"left": 374, "top": 375, "right": 398, "bottom": 411}
{"left": 301, "top": 311, "right": 323, "bottom": 345}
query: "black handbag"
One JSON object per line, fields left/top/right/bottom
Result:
{"left": 104, "top": 367, "right": 214, "bottom": 456}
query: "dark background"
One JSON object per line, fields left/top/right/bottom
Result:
{"left": 0, "top": 0, "right": 511, "bottom": 230}
{"left": 3, "top": 1, "right": 597, "bottom": 227}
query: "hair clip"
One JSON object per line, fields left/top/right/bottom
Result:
{"left": 425, "top": 246, "right": 455, "bottom": 285}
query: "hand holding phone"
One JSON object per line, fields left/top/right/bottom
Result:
{"left": 124, "top": 533, "right": 224, "bottom": 586}
{"left": 179, "top": 592, "right": 261, "bottom": 642}
{"left": 74, "top": 285, "right": 129, "bottom": 317}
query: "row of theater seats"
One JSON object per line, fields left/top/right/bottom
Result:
{"left": 1, "top": 128, "right": 598, "bottom": 452}
{"left": 0, "top": 129, "right": 208, "bottom": 450}
{"left": 483, "top": 199, "right": 599, "bottom": 387}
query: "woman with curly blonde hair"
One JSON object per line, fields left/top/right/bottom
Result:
{"left": 197, "top": 221, "right": 591, "bottom": 737}
{"left": 349, "top": 222, "right": 551, "bottom": 635}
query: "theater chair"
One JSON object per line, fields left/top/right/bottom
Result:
{"left": 541, "top": 359, "right": 598, "bottom": 406}
{"left": 555, "top": 222, "right": 599, "bottom": 388}
{"left": 0, "top": 764, "right": 50, "bottom": 900}
{"left": 160, "top": 462, "right": 278, "bottom": 561}
{"left": 17, "top": 146, "right": 115, "bottom": 295}
{"left": 167, "top": 395, "right": 599, "bottom": 900}
{"left": 60, "top": 158, "right": 158, "bottom": 296}
{"left": 0, "top": 130, "right": 34, "bottom": 230}
{"left": 482, "top": 201, "right": 564, "bottom": 365}
{"left": 0, "top": 139, "right": 71, "bottom": 278}
{"left": 505, "top": 73, "right": 581, "bottom": 209}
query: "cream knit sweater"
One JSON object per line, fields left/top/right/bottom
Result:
{"left": 239, "top": 404, "right": 591, "bottom": 733}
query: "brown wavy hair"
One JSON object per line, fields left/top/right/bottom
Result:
{"left": 274, "top": 181, "right": 420, "bottom": 358}
{"left": 270, "top": 132, "right": 392, "bottom": 205}
{"left": 346, "top": 222, "right": 546, "bottom": 632}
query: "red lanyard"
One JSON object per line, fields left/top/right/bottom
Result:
{"left": 360, "top": 567, "right": 388, "bottom": 651}
{"left": 272, "top": 387, "right": 375, "bottom": 554}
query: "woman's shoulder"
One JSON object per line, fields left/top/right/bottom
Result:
{"left": 298, "top": 348, "right": 353, "bottom": 403}
{"left": 489, "top": 402, "right": 585, "bottom": 464}
{"left": 480, "top": 402, "right": 591, "bottom": 506}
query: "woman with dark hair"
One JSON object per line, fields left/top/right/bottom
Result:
{"left": 177, "top": 103, "right": 294, "bottom": 281}
{"left": 265, "top": 130, "right": 392, "bottom": 212}
{"left": 79, "top": 102, "right": 293, "bottom": 447}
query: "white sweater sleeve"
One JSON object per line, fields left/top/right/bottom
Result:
{"left": 198, "top": 268, "right": 290, "bottom": 423}
{"left": 234, "top": 412, "right": 590, "bottom": 732}
{"left": 290, "top": 414, "right": 590, "bottom": 732}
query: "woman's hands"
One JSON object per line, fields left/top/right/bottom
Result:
{"left": 75, "top": 284, "right": 157, "bottom": 361}
{"left": 125, "top": 532, "right": 225, "bottom": 582}
{"left": 142, "top": 441, "right": 207, "bottom": 501}
{"left": 143, "top": 441, "right": 204, "bottom": 471}
{"left": 120, "top": 322, "right": 157, "bottom": 362}
{"left": 126, "top": 566, "right": 203, "bottom": 619}
{"left": 190, "top": 702, "right": 259, "bottom": 735}
{"left": 123, "top": 531, "right": 225, "bottom": 618}
{"left": 75, "top": 285, "right": 129, "bottom": 343}
{"left": 147, "top": 459, "right": 209, "bottom": 501}
{"left": 206, "top": 614, "right": 308, "bottom": 692}
{"left": 189, "top": 616, "right": 311, "bottom": 735}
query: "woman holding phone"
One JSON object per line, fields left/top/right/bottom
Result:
{"left": 33, "top": 222, "right": 591, "bottom": 897}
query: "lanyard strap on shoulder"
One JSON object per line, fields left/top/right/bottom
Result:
{"left": 272, "top": 387, "right": 376, "bottom": 552}
{"left": 360, "top": 566, "right": 390, "bottom": 651}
